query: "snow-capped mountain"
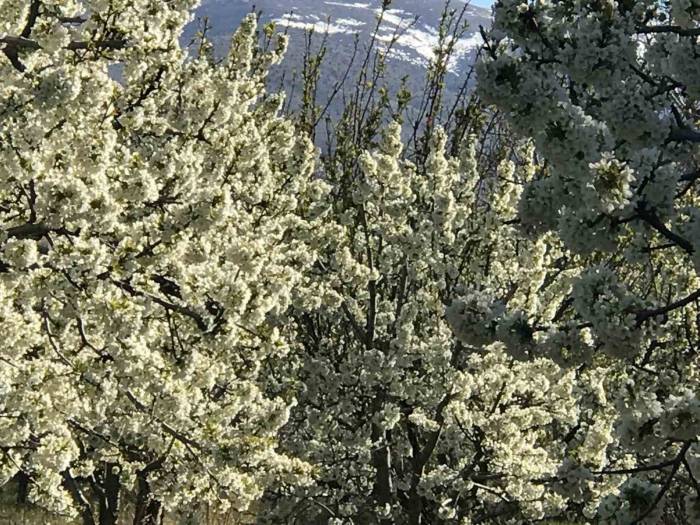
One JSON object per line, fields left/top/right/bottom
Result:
{"left": 183, "top": 0, "right": 491, "bottom": 120}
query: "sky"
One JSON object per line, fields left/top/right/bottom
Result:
{"left": 470, "top": 0, "right": 494, "bottom": 6}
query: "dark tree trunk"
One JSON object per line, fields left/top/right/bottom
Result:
{"left": 61, "top": 471, "right": 96, "bottom": 525}
{"left": 98, "top": 463, "right": 121, "bottom": 525}
{"left": 133, "top": 472, "right": 163, "bottom": 525}
{"left": 406, "top": 486, "right": 423, "bottom": 525}
{"left": 371, "top": 423, "right": 393, "bottom": 525}
{"left": 15, "top": 471, "right": 29, "bottom": 504}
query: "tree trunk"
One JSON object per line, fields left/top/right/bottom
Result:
{"left": 371, "top": 423, "right": 393, "bottom": 525}
{"left": 99, "top": 463, "right": 121, "bottom": 525}
{"left": 406, "top": 486, "right": 423, "bottom": 525}
{"left": 61, "top": 471, "right": 96, "bottom": 525}
{"left": 15, "top": 471, "right": 29, "bottom": 504}
{"left": 133, "top": 472, "right": 163, "bottom": 525}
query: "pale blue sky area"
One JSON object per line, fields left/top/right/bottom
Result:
{"left": 471, "top": 0, "right": 494, "bottom": 7}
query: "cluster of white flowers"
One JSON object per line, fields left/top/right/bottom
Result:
{"left": 445, "top": 291, "right": 502, "bottom": 348}
{"left": 2, "top": 0, "right": 698, "bottom": 523}
{"left": 571, "top": 266, "right": 646, "bottom": 359}
{"left": 258, "top": 124, "right": 588, "bottom": 523}
{"left": 475, "top": 0, "right": 700, "bottom": 522}
{"left": 0, "top": 1, "right": 328, "bottom": 522}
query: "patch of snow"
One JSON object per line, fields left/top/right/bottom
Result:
{"left": 334, "top": 17, "right": 365, "bottom": 28}
{"left": 386, "top": 47, "right": 424, "bottom": 67}
{"left": 324, "top": 1, "right": 371, "bottom": 9}
{"left": 376, "top": 23, "right": 483, "bottom": 74}
{"left": 279, "top": 13, "right": 305, "bottom": 22}
{"left": 380, "top": 9, "right": 413, "bottom": 27}
{"left": 273, "top": 13, "right": 363, "bottom": 35}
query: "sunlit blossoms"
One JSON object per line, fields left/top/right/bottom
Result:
{"left": 1, "top": 0, "right": 699, "bottom": 523}
{"left": 0, "top": 1, "right": 326, "bottom": 522}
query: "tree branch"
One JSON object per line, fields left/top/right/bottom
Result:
{"left": 5, "top": 222, "right": 78, "bottom": 240}
{"left": 670, "top": 127, "right": 700, "bottom": 143}
{"left": 638, "top": 25, "right": 700, "bottom": 37}
{"left": 111, "top": 278, "right": 210, "bottom": 332}
{"left": 20, "top": 0, "right": 41, "bottom": 39}
{"left": 630, "top": 441, "right": 692, "bottom": 525}
{"left": 636, "top": 288, "right": 700, "bottom": 325}
{"left": 635, "top": 202, "right": 694, "bottom": 254}
{"left": 0, "top": 35, "right": 127, "bottom": 52}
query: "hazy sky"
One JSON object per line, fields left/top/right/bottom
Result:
{"left": 471, "top": 0, "right": 494, "bottom": 7}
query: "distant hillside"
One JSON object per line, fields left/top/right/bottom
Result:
{"left": 182, "top": 0, "right": 491, "bottom": 126}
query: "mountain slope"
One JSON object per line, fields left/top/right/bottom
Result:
{"left": 183, "top": 0, "right": 491, "bottom": 123}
